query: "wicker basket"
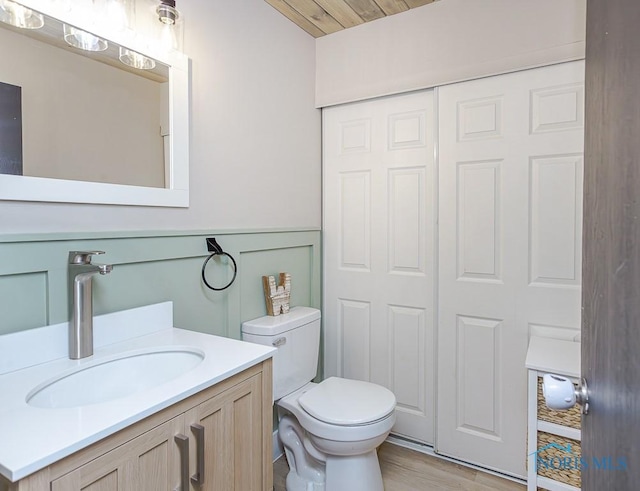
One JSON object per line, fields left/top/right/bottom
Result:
{"left": 535, "top": 431, "right": 581, "bottom": 488}
{"left": 537, "top": 377, "right": 581, "bottom": 429}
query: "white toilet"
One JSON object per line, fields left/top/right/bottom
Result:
{"left": 242, "top": 307, "right": 396, "bottom": 491}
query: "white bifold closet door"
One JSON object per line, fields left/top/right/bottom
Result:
{"left": 323, "top": 91, "right": 436, "bottom": 444}
{"left": 437, "top": 61, "right": 584, "bottom": 477}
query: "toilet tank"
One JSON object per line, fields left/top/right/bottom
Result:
{"left": 241, "top": 307, "right": 320, "bottom": 400}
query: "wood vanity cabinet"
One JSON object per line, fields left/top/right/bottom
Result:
{"left": 4, "top": 360, "right": 273, "bottom": 491}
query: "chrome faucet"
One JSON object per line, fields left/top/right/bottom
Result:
{"left": 68, "top": 251, "right": 113, "bottom": 360}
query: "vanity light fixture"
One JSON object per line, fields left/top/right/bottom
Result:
{"left": 0, "top": 0, "right": 44, "bottom": 29}
{"left": 156, "top": 0, "right": 179, "bottom": 25}
{"left": 119, "top": 47, "right": 156, "bottom": 70}
{"left": 63, "top": 24, "right": 108, "bottom": 52}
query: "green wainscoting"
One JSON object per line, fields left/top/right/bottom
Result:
{"left": 0, "top": 229, "right": 321, "bottom": 343}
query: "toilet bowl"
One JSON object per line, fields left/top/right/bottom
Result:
{"left": 241, "top": 307, "right": 396, "bottom": 491}
{"left": 277, "top": 379, "right": 395, "bottom": 491}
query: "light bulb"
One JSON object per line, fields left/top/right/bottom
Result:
{"left": 157, "top": 1, "right": 178, "bottom": 25}
{"left": 63, "top": 24, "right": 108, "bottom": 52}
{"left": 0, "top": 0, "right": 44, "bottom": 29}
{"left": 155, "top": 1, "right": 183, "bottom": 51}
{"left": 160, "top": 22, "right": 177, "bottom": 50}
{"left": 119, "top": 47, "right": 156, "bottom": 70}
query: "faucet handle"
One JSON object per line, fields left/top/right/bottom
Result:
{"left": 68, "top": 251, "right": 105, "bottom": 265}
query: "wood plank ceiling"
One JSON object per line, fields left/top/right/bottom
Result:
{"left": 266, "top": 0, "right": 436, "bottom": 38}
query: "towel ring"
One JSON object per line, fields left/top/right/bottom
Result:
{"left": 201, "top": 238, "right": 237, "bottom": 291}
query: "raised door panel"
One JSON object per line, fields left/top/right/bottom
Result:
{"left": 388, "top": 167, "right": 426, "bottom": 276}
{"left": 51, "top": 416, "right": 183, "bottom": 491}
{"left": 529, "top": 154, "right": 583, "bottom": 286}
{"left": 338, "top": 298, "right": 371, "bottom": 381}
{"left": 387, "top": 305, "right": 433, "bottom": 439}
{"left": 187, "top": 373, "right": 263, "bottom": 491}
{"left": 339, "top": 171, "right": 371, "bottom": 271}
{"left": 456, "top": 160, "right": 502, "bottom": 282}
{"left": 455, "top": 315, "right": 503, "bottom": 439}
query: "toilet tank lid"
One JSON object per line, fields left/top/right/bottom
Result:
{"left": 241, "top": 306, "right": 320, "bottom": 336}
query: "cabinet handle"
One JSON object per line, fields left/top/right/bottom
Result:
{"left": 174, "top": 434, "right": 189, "bottom": 491}
{"left": 191, "top": 424, "right": 205, "bottom": 485}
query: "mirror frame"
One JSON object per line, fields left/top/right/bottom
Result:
{"left": 0, "top": 0, "right": 189, "bottom": 207}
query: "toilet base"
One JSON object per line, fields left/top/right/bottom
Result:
{"left": 284, "top": 449, "right": 384, "bottom": 491}
{"left": 285, "top": 467, "right": 325, "bottom": 491}
{"left": 278, "top": 413, "right": 387, "bottom": 491}
{"left": 324, "top": 450, "right": 384, "bottom": 491}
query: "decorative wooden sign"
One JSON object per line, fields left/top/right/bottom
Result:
{"left": 262, "top": 272, "right": 291, "bottom": 316}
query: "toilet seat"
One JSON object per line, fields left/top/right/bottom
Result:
{"left": 278, "top": 381, "right": 396, "bottom": 443}
{"left": 298, "top": 377, "right": 395, "bottom": 426}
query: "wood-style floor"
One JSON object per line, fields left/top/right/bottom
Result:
{"left": 273, "top": 442, "right": 526, "bottom": 491}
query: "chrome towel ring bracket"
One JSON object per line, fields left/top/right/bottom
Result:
{"left": 201, "top": 238, "right": 237, "bottom": 291}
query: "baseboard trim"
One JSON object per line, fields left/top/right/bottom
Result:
{"left": 273, "top": 429, "right": 284, "bottom": 462}
{"left": 385, "top": 435, "right": 526, "bottom": 485}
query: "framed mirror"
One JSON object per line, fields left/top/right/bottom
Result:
{"left": 0, "top": 0, "right": 189, "bottom": 207}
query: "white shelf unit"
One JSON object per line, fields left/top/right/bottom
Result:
{"left": 525, "top": 337, "right": 581, "bottom": 491}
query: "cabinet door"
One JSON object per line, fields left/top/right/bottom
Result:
{"left": 51, "top": 416, "right": 183, "bottom": 491}
{"left": 186, "top": 373, "right": 263, "bottom": 491}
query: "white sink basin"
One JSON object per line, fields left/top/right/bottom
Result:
{"left": 26, "top": 347, "right": 205, "bottom": 409}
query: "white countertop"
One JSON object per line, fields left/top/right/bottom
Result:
{"left": 0, "top": 303, "right": 275, "bottom": 482}
{"left": 525, "top": 336, "right": 581, "bottom": 378}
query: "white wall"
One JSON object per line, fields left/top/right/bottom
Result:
{"left": 316, "top": 0, "right": 586, "bottom": 107}
{"left": 0, "top": 0, "right": 320, "bottom": 233}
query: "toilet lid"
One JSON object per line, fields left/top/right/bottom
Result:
{"left": 298, "top": 377, "right": 396, "bottom": 426}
